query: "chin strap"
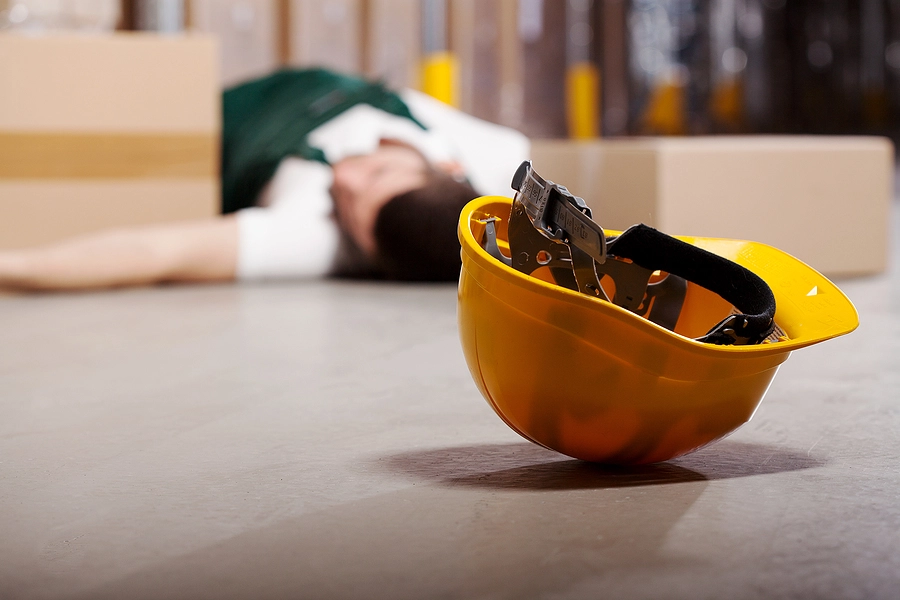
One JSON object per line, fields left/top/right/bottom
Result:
{"left": 485, "top": 161, "right": 776, "bottom": 346}
{"left": 605, "top": 224, "right": 776, "bottom": 345}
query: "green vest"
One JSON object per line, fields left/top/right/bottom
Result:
{"left": 221, "top": 68, "right": 425, "bottom": 214}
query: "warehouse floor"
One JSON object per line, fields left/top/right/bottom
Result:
{"left": 1, "top": 204, "right": 898, "bottom": 600}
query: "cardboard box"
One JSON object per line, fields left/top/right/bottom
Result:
{"left": 531, "top": 136, "right": 893, "bottom": 276}
{"left": 0, "top": 33, "right": 219, "bottom": 250}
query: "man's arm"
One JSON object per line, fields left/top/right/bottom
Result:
{"left": 0, "top": 216, "right": 238, "bottom": 292}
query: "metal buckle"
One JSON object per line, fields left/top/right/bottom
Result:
{"left": 697, "top": 314, "right": 775, "bottom": 346}
{"left": 479, "top": 161, "right": 688, "bottom": 333}
{"left": 510, "top": 161, "right": 607, "bottom": 266}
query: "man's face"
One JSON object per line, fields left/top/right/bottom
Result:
{"left": 330, "top": 141, "right": 429, "bottom": 258}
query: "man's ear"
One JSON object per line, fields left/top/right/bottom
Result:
{"left": 434, "top": 160, "right": 467, "bottom": 182}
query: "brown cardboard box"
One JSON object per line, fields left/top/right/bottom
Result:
{"left": 531, "top": 136, "right": 893, "bottom": 276}
{"left": 0, "top": 33, "right": 219, "bottom": 250}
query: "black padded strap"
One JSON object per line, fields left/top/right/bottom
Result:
{"left": 607, "top": 224, "right": 776, "bottom": 345}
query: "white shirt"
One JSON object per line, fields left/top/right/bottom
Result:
{"left": 235, "top": 90, "right": 530, "bottom": 281}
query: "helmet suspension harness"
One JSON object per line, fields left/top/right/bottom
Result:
{"left": 480, "top": 161, "right": 777, "bottom": 345}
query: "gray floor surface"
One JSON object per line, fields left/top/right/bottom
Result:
{"left": 2, "top": 207, "right": 898, "bottom": 600}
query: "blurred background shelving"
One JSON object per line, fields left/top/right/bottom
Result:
{"left": 4, "top": 0, "right": 900, "bottom": 142}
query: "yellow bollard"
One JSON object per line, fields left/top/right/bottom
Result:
{"left": 421, "top": 51, "right": 459, "bottom": 107}
{"left": 566, "top": 61, "right": 600, "bottom": 139}
{"left": 642, "top": 81, "right": 687, "bottom": 135}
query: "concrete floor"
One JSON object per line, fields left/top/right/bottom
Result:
{"left": 2, "top": 209, "right": 898, "bottom": 600}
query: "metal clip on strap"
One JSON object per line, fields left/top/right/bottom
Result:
{"left": 500, "top": 161, "right": 777, "bottom": 346}
{"left": 510, "top": 160, "right": 607, "bottom": 266}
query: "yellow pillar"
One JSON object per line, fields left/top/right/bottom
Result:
{"left": 421, "top": 50, "right": 459, "bottom": 107}
{"left": 566, "top": 61, "right": 600, "bottom": 139}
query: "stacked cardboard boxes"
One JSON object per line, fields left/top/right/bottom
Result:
{"left": 0, "top": 33, "right": 219, "bottom": 249}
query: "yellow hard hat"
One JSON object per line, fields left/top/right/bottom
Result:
{"left": 457, "top": 161, "right": 858, "bottom": 465}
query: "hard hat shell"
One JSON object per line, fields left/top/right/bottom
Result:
{"left": 458, "top": 196, "right": 859, "bottom": 464}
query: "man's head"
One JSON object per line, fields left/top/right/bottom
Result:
{"left": 330, "top": 140, "right": 479, "bottom": 281}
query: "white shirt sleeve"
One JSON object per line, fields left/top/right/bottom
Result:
{"left": 399, "top": 89, "right": 531, "bottom": 198}
{"left": 307, "top": 103, "right": 458, "bottom": 166}
{"left": 235, "top": 159, "right": 340, "bottom": 281}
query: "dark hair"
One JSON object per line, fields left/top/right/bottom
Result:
{"left": 373, "top": 172, "right": 480, "bottom": 281}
